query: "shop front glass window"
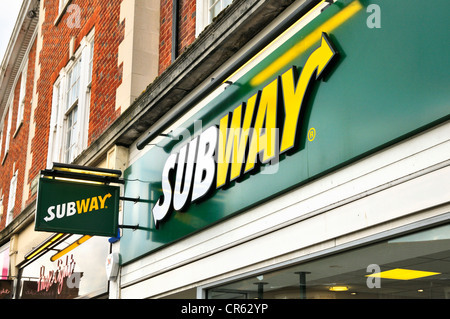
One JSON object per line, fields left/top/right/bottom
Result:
{"left": 0, "top": 244, "right": 13, "bottom": 299}
{"left": 0, "top": 245, "right": 9, "bottom": 280}
{"left": 208, "top": 0, "right": 232, "bottom": 23}
{"left": 207, "top": 224, "right": 450, "bottom": 299}
{"left": 18, "top": 235, "right": 109, "bottom": 299}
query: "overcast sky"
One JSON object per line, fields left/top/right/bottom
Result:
{"left": 0, "top": 0, "right": 24, "bottom": 64}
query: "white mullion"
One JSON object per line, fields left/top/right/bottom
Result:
{"left": 57, "top": 73, "right": 67, "bottom": 163}
{"left": 76, "top": 38, "right": 89, "bottom": 157}
{"left": 5, "top": 171, "right": 17, "bottom": 226}
{"left": 17, "top": 57, "right": 28, "bottom": 126}
{"left": 4, "top": 105, "right": 12, "bottom": 155}
{"left": 48, "top": 75, "right": 63, "bottom": 168}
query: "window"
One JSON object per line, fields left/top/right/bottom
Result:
{"left": 48, "top": 82, "right": 61, "bottom": 165}
{"left": 88, "top": 38, "right": 94, "bottom": 85}
{"left": 0, "top": 243, "right": 9, "bottom": 280}
{"left": 47, "top": 33, "right": 94, "bottom": 167}
{"left": 17, "top": 57, "right": 28, "bottom": 129}
{"left": 206, "top": 224, "right": 450, "bottom": 299}
{"left": 196, "top": 0, "right": 233, "bottom": 36}
{"left": 5, "top": 171, "right": 17, "bottom": 226}
{"left": 64, "top": 57, "right": 81, "bottom": 163}
{"left": 18, "top": 235, "right": 109, "bottom": 299}
{"left": 208, "top": 0, "right": 232, "bottom": 22}
{"left": 3, "top": 105, "right": 12, "bottom": 162}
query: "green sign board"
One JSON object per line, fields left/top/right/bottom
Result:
{"left": 35, "top": 178, "right": 120, "bottom": 237}
{"left": 121, "top": 0, "right": 450, "bottom": 264}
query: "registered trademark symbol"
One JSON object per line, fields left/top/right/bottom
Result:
{"left": 308, "top": 128, "right": 316, "bottom": 141}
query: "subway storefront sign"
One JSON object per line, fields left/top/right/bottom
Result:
{"left": 35, "top": 178, "right": 120, "bottom": 237}
{"left": 121, "top": 0, "right": 450, "bottom": 264}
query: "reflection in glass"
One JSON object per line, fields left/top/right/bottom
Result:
{"left": 207, "top": 224, "right": 450, "bottom": 299}
{"left": 19, "top": 235, "right": 109, "bottom": 299}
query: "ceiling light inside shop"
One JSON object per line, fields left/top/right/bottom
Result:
{"left": 366, "top": 268, "right": 441, "bottom": 280}
{"left": 329, "top": 286, "right": 349, "bottom": 292}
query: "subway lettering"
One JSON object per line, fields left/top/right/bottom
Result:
{"left": 44, "top": 193, "right": 112, "bottom": 222}
{"left": 152, "top": 33, "right": 337, "bottom": 227}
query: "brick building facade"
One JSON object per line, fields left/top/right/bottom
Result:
{"left": 0, "top": 38, "right": 37, "bottom": 230}
{"left": 0, "top": 0, "right": 161, "bottom": 298}
{"left": 0, "top": 2, "right": 39, "bottom": 231}
{"left": 29, "top": 0, "right": 124, "bottom": 202}
{"left": 0, "top": 0, "right": 213, "bottom": 299}
{"left": 159, "top": 0, "right": 196, "bottom": 73}
{"left": 0, "top": 0, "right": 163, "bottom": 230}
{"left": 6, "top": 0, "right": 444, "bottom": 302}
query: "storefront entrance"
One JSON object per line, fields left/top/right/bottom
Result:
{"left": 17, "top": 235, "right": 110, "bottom": 299}
{"left": 206, "top": 223, "right": 450, "bottom": 299}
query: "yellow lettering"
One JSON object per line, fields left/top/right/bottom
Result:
{"left": 245, "top": 78, "right": 278, "bottom": 173}
{"left": 76, "top": 198, "right": 90, "bottom": 214}
{"left": 89, "top": 197, "right": 99, "bottom": 212}
{"left": 280, "top": 67, "right": 304, "bottom": 153}
{"left": 280, "top": 34, "right": 337, "bottom": 153}
{"left": 216, "top": 93, "right": 257, "bottom": 188}
{"left": 98, "top": 193, "right": 112, "bottom": 209}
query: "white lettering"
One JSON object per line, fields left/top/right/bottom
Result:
{"left": 67, "top": 202, "right": 77, "bottom": 217}
{"left": 56, "top": 203, "right": 65, "bottom": 219}
{"left": 152, "top": 34, "right": 338, "bottom": 226}
{"left": 66, "top": 4, "right": 81, "bottom": 29}
{"left": 44, "top": 206, "right": 55, "bottom": 222}
{"left": 181, "top": 303, "right": 215, "bottom": 316}
{"left": 152, "top": 153, "right": 177, "bottom": 227}
{"left": 173, "top": 137, "right": 198, "bottom": 211}
{"left": 366, "top": 4, "right": 381, "bottom": 29}
{"left": 191, "top": 126, "right": 218, "bottom": 202}
{"left": 43, "top": 196, "right": 111, "bottom": 223}
{"left": 366, "top": 264, "right": 381, "bottom": 288}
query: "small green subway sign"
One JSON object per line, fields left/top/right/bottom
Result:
{"left": 35, "top": 178, "right": 120, "bottom": 237}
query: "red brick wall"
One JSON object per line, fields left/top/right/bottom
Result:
{"left": 159, "top": 0, "right": 173, "bottom": 73}
{"left": 178, "top": 0, "right": 196, "bottom": 54}
{"left": 159, "top": 0, "right": 196, "bottom": 74}
{"left": 0, "top": 38, "right": 37, "bottom": 229}
{"left": 28, "top": 0, "right": 123, "bottom": 194}
{"left": 1, "top": 0, "right": 197, "bottom": 229}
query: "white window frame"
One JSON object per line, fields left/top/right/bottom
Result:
{"left": 196, "top": 0, "right": 233, "bottom": 37}
{"left": 64, "top": 55, "right": 81, "bottom": 163}
{"left": 5, "top": 170, "right": 17, "bottom": 226}
{"left": 16, "top": 56, "right": 28, "bottom": 131}
{"left": 3, "top": 104, "right": 13, "bottom": 163}
{"left": 47, "top": 31, "right": 94, "bottom": 167}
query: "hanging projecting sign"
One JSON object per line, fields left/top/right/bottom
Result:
{"left": 121, "top": 0, "right": 450, "bottom": 264}
{"left": 35, "top": 178, "right": 120, "bottom": 237}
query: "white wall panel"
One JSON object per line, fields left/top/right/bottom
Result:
{"left": 120, "top": 120, "right": 450, "bottom": 298}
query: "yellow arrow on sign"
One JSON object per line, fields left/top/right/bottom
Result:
{"left": 279, "top": 32, "right": 336, "bottom": 153}
{"left": 250, "top": 0, "right": 362, "bottom": 87}
{"left": 300, "top": 32, "right": 336, "bottom": 84}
